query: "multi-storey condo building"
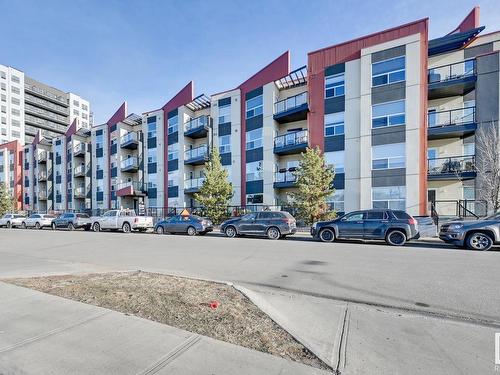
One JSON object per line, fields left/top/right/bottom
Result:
{"left": 5, "top": 7, "right": 500, "bottom": 217}
{"left": 0, "top": 66, "right": 25, "bottom": 145}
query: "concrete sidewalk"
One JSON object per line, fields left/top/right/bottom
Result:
{"left": 237, "top": 284, "right": 498, "bottom": 374}
{"left": 0, "top": 282, "right": 330, "bottom": 375}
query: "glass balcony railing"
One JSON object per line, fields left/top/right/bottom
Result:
{"left": 185, "top": 115, "right": 209, "bottom": 132}
{"left": 428, "top": 107, "right": 476, "bottom": 128}
{"left": 116, "top": 181, "right": 144, "bottom": 192}
{"left": 74, "top": 164, "right": 85, "bottom": 176}
{"left": 121, "top": 157, "right": 139, "bottom": 170}
{"left": 428, "top": 60, "right": 476, "bottom": 84}
{"left": 74, "top": 186, "right": 86, "bottom": 197}
{"left": 274, "top": 92, "right": 308, "bottom": 115}
{"left": 274, "top": 130, "right": 308, "bottom": 148}
{"left": 428, "top": 155, "right": 476, "bottom": 175}
{"left": 274, "top": 171, "right": 297, "bottom": 184}
{"left": 185, "top": 177, "right": 205, "bottom": 190}
{"left": 38, "top": 151, "right": 47, "bottom": 162}
{"left": 184, "top": 145, "right": 208, "bottom": 161}
{"left": 74, "top": 143, "right": 85, "bottom": 155}
{"left": 38, "top": 171, "right": 47, "bottom": 181}
{"left": 120, "top": 132, "right": 138, "bottom": 145}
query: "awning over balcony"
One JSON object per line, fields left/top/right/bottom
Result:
{"left": 428, "top": 26, "right": 485, "bottom": 56}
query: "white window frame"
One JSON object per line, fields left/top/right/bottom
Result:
{"left": 372, "top": 186, "right": 406, "bottom": 210}
{"left": 246, "top": 128, "right": 262, "bottom": 150}
{"left": 372, "top": 143, "right": 406, "bottom": 170}
{"left": 325, "top": 73, "right": 345, "bottom": 98}
{"left": 219, "top": 134, "right": 231, "bottom": 154}
{"left": 324, "top": 112, "right": 345, "bottom": 137}
{"left": 168, "top": 115, "right": 178, "bottom": 134}
{"left": 372, "top": 99, "right": 405, "bottom": 129}
{"left": 371, "top": 55, "right": 406, "bottom": 87}
{"left": 246, "top": 160, "right": 263, "bottom": 181}
{"left": 218, "top": 103, "right": 231, "bottom": 124}
{"left": 245, "top": 95, "right": 263, "bottom": 119}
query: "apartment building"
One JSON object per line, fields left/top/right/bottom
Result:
{"left": 3, "top": 7, "right": 499, "bottom": 217}
{"left": 0, "top": 66, "right": 25, "bottom": 145}
{"left": 0, "top": 140, "right": 23, "bottom": 210}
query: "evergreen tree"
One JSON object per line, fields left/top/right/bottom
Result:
{"left": 289, "top": 146, "right": 336, "bottom": 224}
{"left": 194, "top": 147, "right": 233, "bottom": 224}
{"left": 0, "top": 182, "right": 14, "bottom": 217}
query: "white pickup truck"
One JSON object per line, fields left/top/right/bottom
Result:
{"left": 91, "top": 209, "right": 153, "bottom": 233}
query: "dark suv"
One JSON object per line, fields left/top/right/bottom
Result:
{"left": 51, "top": 213, "right": 92, "bottom": 231}
{"left": 221, "top": 211, "right": 297, "bottom": 240}
{"left": 311, "top": 209, "right": 419, "bottom": 246}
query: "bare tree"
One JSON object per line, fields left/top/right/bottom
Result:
{"left": 475, "top": 121, "right": 500, "bottom": 213}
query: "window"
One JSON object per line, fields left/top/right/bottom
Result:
{"left": 73, "top": 109, "right": 79, "bottom": 116}
{"left": 11, "top": 108, "right": 20, "bottom": 116}
{"left": 95, "top": 133, "right": 104, "bottom": 149}
{"left": 324, "top": 112, "right": 345, "bottom": 136}
{"left": 0, "top": 71, "right": 5, "bottom": 79}
{"left": 372, "top": 143, "right": 405, "bottom": 170}
{"left": 11, "top": 75, "right": 20, "bottom": 83}
{"left": 372, "top": 56, "right": 405, "bottom": 86}
{"left": 11, "top": 97, "right": 20, "bottom": 105}
{"left": 245, "top": 95, "right": 263, "bottom": 119}
{"left": 372, "top": 186, "right": 406, "bottom": 210}
{"left": 147, "top": 120, "right": 156, "bottom": 139}
{"left": 219, "top": 135, "right": 231, "bottom": 154}
{"left": 147, "top": 148, "right": 157, "bottom": 164}
{"left": 73, "top": 100, "right": 80, "bottom": 107}
{"left": 246, "top": 160, "right": 263, "bottom": 181}
{"left": 246, "top": 194, "right": 263, "bottom": 204}
{"left": 168, "top": 115, "right": 178, "bottom": 134}
{"left": 372, "top": 100, "right": 405, "bottom": 128}
{"left": 344, "top": 212, "right": 364, "bottom": 221}
{"left": 219, "top": 103, "right": 231, "bottom": 124}
{"left": 325, "top": 151, "right": 345, "bottom": 173}
{"left": 246, "top": 128, "right": 262, "bottom": 150}
{"left": 327, "top": 189, "right": 344, "bottom": 212}
{"left": 168, "top": 143, "right": 178, "bottom": 160}
{"left": 148, "top": 173, "right": 158, "bottom": 188}
{"left": 463, "top": 185, "right": 475, "bottom": 200}
{"left": 325, "top": 73, "right": 345, "bottom": 98}
{"left": 366, "top": 211, "right": 387, "bottom": 220}
{"left": 82, "top": 104, "right": 88, "bottom": 111}
{"left": 11, "top": 86, "right": 20, "bottom": 95}
{"left": 463, "top": 143, "right": 475, "bottom": 156}
{"left": 167, "top": 171, "right": 178, "bottom": 187}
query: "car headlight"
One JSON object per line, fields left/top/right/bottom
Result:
{"left": 448, "top": 224, "right": 463, "bottom": 230}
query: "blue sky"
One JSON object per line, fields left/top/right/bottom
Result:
{"left": 1, "top": 0, "right": 499, "bottom": 124}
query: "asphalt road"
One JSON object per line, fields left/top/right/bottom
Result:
{"left": 1, "top": 228, "right": 499, "bottom": 326}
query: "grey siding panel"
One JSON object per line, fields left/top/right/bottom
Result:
{"left": 218, "top": 97, "right": 231, "bottom": 106}
{"left": 110, "top": 167, "right": 117, "bottom": 178}
{"left": 245, "top": 87, "right": 263, "bottom": 100}
{"left": 325, "top": 63, "right": 345, "bottom": 76}
{"left": 324, "top": 96, "right": 345, "bottom": 114}
{"left": 167, "top": 109, "right": 178, "bottom": 119}
{"left": 95, "top": 129, "right": 103, "bottom": 136}
{"left": 246, "top": 115, "right": 263, "bottom": 131}
{"left": 246, "top": 147, "right": 263, "bottom": 163}
{"left": 96, "top": 148, "right": 103, "bottom": 158}
{"left": 148, "top": 188, "right": 157, "bottom": 199}
{"left": 110, "top": 143, "right": 117, "bottom": 155}
{"left": 372, "top": 125, "right": 406, "bottom": 146}
{"left": 246, "top": 180, "right": 263, "bottom": 194}
{"left": 96, "top": 170, "right": 103, "bottom": 180}
{"left": 371, "top": 82, "right": 406, "bottom": 104}
{"left": 167, "top": 131, "right": 178, "bottom": 145}
{"left": 220, "top": 152, "right": 232, "bottom": 166}
{"left": 168, "top": 159, "right": 178, "bottom": 171}
{"left": 371, "top": 45, "right": 406, "bottom": 63}
{"left": 464, "top": 43, "right": 493, "bottom": 59}
{"left": 324, "top": 135, "right": 345, "bottom": 152}
{"left": 333, "top": 173, "right": 345, "bottom": 190}
{"left": 168, "top": 186, "right": 178, "bottom": 198}
{"left": 372, "top": 168, "right": 406, "bottom": 187}
{"left": 147, "top": 137, "right": 157, "bottom": 149}
{"left": 219, "top": 122, "right": 231, "bottom": 136}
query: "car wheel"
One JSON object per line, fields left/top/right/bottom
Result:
{"left": 466, "top": 232, "right": 493, "bottom": 251}
{"left": 156, "top": 226, "right": 164, "bottom": 235}
{"left": 224, "top": 226, "right": 237, "bottom": 238}
{"left": 92, "top": 223, "right": 100, "bottom": 232}
{"left": 35, "top": 222, "right": 41, "bottom": 230}
{"left": 6, "top": 221, "right": 11, "bottom": 229}
{"left": 386, "top": 230, "right": 407, "bottom": 246}
{"left": 122, "top": 222, "right": 131, "bottom": 233}
{"left": 319, "top": 228, "right": 335, "bottom": 243}
{"left": 187, "top": 226, "right": 196, "bottom": 236}
{"left": 21, "top": 222, "right": 26, "bottom": 229}
{"left": 52, "top": 222, "right": 56, "bottom": 230}
{"left": 267, "top": 226, "right": 281, "bottom": 240}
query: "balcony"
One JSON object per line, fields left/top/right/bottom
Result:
{"left": 184, "top": 115, "right": 210, "bottom": 139}
{"left": 116, "top": 181, "right": 146, "bottom": 197}
{"left": 184, "top": 177, "right": 205, "bottom": 194}
{"left": 273, "top": 92, "right": 308, "bottom": 123}
{"left": 38, "top": 151, "right": 47, "bottom": 164}
{"left": 428, "top": 60, "right": 476, "bottom": 99}
{"left": 428, "top": 107, "right": 477, "bottom": 140}
{"left": 38, "top": 171, "right": 47, "bottom": 182}
{"left": 74, "top": 164, "right": 86, "bottom": 177}
{"left": 273, "top": 171, "right": 297, "bottom": 189}
{"left": 274, "top": 130, "right": 308, "bottom": 155}
{"left": 121, "top": 156, "right": 140, "bottom": 173}
{"left": 184, "top": 145, "right": 208, "bottom": 165}
{"left": 74, "top": 186, "right": 86, "bottom": 199}
{"left": 38, "top": 191, "right": 47, "bottom": 201}
{"left": 428, "top": 155, "right": 476, "bottom": 180}
{"left": 120, "top": 132, "right": 139, "bottom": 150}
{"left": 74, "top": 143, "right": 86, "bottom": 157}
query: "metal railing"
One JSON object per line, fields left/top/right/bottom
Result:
{"left": 74, "top": 164, "right": 85, "bottom": 176}
{"left": 120, "top": 132, "right": 138, "bottom": 145}
{"left": 121, "top": 157, "right": 139, "bottom": 170}
{"left": 274, "top": 130, "right": 308, "bottom": 148}
{"left": 184, "top": 115, "right": 209, "bottom": 132}
{"left": 428, "top": 155, "right": 476, "bottom": 175}
{"left": 38, "top": 151, "right": 47, "bottom": 162}
{"left": 428, "top": 107, "right": 476, "bottom": 128}
{"left": 274, "top": 92, "right": 308, "bottom": 115}
{"left": 116, "top": 181, "right": 145, "bottom": 192}
{"left": 185, "top": 177, "right": 205, "bottom": 190}
{"left": 74, "top": 143, "right": 85, "bottom": 155}
{"left": 428, "top": 59, "right": 476, "bottom": 84}
{"left": 274, "top": 171, "right": 297, "bottom": 183}
{"left": 37, "top": 171, "right": 47, "bottom": 181}
{"left": 184, "top": 145, "right": 208, "bottom": 161}
{"left": 431, "top": 199, "right": 488, "bottom": 219}
{"left": 74, "top": 186, "right": 86, "bottom": 198}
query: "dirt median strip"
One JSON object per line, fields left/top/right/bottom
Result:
{"left": 4, "top": 271, "right": 330, "bottom": 371}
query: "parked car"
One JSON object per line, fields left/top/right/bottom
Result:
{"left": 439, "top": 212, "right": 500, "bottom": 251}
{"left": 154, "top": 214, "right": 213, "bottom": 236}
{"left": 91, "top": 209, "right": 153, "bottom": 233}
{"left": 0, "top": 213, "right": 25, "bottom": 228}
{"left": 21, "top": 214, "right": 56, "bottom": 229}
{"left": 311, "top": 209, "right": 419, "bottom": 246}
{"left": 51, "top": 213, "right": 92, "bottom": 231}
{"left": 221, "top": 211, "right": 297, "bottom": 240}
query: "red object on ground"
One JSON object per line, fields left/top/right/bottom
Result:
{"left": 210, "top": 301, "right": 220, "bottom": 309}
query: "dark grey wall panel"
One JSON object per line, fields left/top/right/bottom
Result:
{"left": 325, "top": 63, "right": 345, "bottom": 76}
{"left": 148, "top": 188, "right": 157, "bottom": 199}
{"left": 324, "top": 135, "right": 345, "bottom": 152}
{"left": 168, "top": 186, "right": 178, "bottom": 198}
{"left": 147, "top": 137, "right": 157, "bottom": 149}
{"left": 220, "top": 152, "right": 232, "bottom": 166}
{"left": 371, "top": 82, "right": 406, "bottom": 104}
{"left": 167, "top": 109, "right": 178, "bottom": 119}
{"left": 111, "top": 167, "right": 117, "bottom": 178}
{"left": 324, "top": 96, "right": 345, "bottom": 114}
{"left": 332, "top": 173, "right": 345, "bottom": 190}
{"left": 372, "top": 168, "right": 406, "bottom": 187}
{"left": 168, "top": 159, "right": 178, "bottom": 171}
{"left": 246, "top": 180, "right": 263, "bottom": 194}
{"left": 372, "top": 45, "right": 405, "bottom": 63}
{"left": 96, "top": 192, "right": 103, "bottom": 201}
{"left": 372, "top": 125, "right": 406, "bottom": 146}
{"left": 110, "top": 143, "right": 117, "bottom": 155}
{"left": 148, "top": 162, "right": 157, "bottom": 174}
{"left": 95, "top": 129, "right": 103, "bottom": 136}
{"left": 167, "top": 131, "right": 178, "bottom": 145}
{"left": 464, "top": 43, "right": 493, "bottom": 59}
{"left": 246, "top": 147, "right": 263, "bottom": 163}
{"left": 96, "top": 148, "right": 103, "bottom": 158}
{"left": 245, "top": 87, "right": 263, "bottom": 100}
{"left": 96, "top": 170, "right": 103, "bottom": 180}
{"left": 218, "top": 97, "right": 231, "bottom": 106}
{"left": 246, "top": 115, "right": 263, "bottom": 131}
{"left": 219, "top": 122, "right": 231, "bottom": 136}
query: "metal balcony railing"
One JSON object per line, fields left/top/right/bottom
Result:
{"left": 184, "top": 145, "right": 208, "bottom": 161}
{"left": 274, "top": 92, "right": 307, "bottom": 115}
{"left": 38, "top": 171, "right": 47, "bottom": 181}
{"left": 38, "top": 151, "right": 47, "bottom": 162}
{"left": 74, "top": 164, "right": 85, "bottom": 177}
{"left": 120, "top": 132, "right": 138, "bottom": 145}
{"left": 74, "top": 186, "right": 86, "bottom": 198}
{"left": 428, "top": 155, "right": 476, "bottom": 175}
{"left": 428, "top": 59, "right": 476, "bottom": 84}
{"left": 185, "top": 115, "right": 209, "bottom": 132}
{"left": 185, "top": 177, "right": 205, "bottom": 190}
{"left": 428, "top": 107, "right": 476, "bottom": 128}
{"left": 116, "top": 181, "right": 145, "bottom": 192}
{"left": 274, "top": 130, "right": 308, "bottom": 148}
{"left": 121, "top": 157, "right": 139, "bottom": 170}
{"left": 274, "top": 171, "right": 297, "bottom": 183}
{"left": 74, "top": 143, "right": 85, "bottom": 155}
